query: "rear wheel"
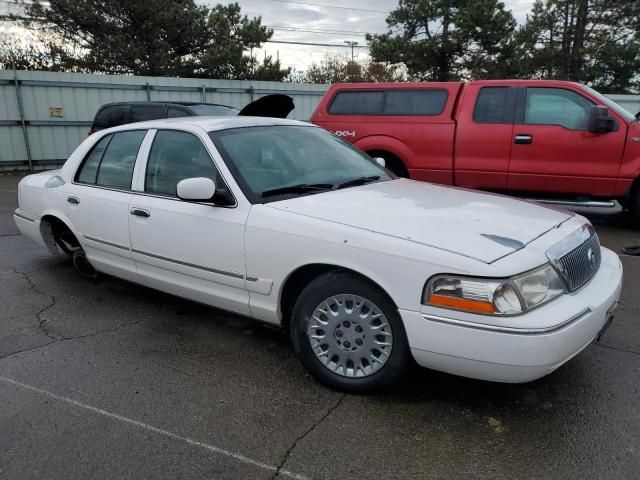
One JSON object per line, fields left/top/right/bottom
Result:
{"left": 290, "top": 271, "right": 411, "bottom": 392}
{"left": 629, "top": 183, "right": 640, "bottom": 227}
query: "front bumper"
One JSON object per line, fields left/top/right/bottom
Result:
{"left": 400, "top": 247, "right": 623, "bottom": 383}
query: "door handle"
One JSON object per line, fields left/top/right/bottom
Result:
{"left": 67, "top": 196, "right": 80, "bottom": 205}
{"left": 514, "top": 134, "right": 533, "bottom": 145}
{"left": 130, "top": 208, "right": 150, "bottom": 218}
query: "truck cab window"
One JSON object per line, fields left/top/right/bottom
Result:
{"left": 474, "top": 87, "right": 515, "bottom": 124}
{"left": 524, "top": 88, "right": 593, "bottom": 130}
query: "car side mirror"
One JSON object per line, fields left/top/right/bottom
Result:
{"left": 587, "top": 106, "right": 616, "bottom": 134}
{"left": 176, "top": 177, "right": 235, "bottom": 206}
{"left": 176, "top": 177, "right": 216, "bottom": 202}
{"left": 374, "top": 157, "right": 386, "bottom": 167}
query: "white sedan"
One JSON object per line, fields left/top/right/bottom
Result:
{"left": 14, "top": 117, "right": 623, "bottom": 392}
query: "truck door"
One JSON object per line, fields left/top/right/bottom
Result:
{"left": 454, "top": 85, "right": 516, "bottom": 190}
{"left": 508, "top": 86, "right": 626, "bottom": 196}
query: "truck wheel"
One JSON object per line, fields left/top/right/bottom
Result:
{"left": 368, "top": 152, "right": 409, "bottom": 178}
{"left": 290, "top": 271, "right": 411, "bottom": 392}
{"left": 629, "top": 184, "right": 640, "bottom": 227}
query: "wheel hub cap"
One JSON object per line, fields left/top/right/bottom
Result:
{"left": 307, "top": 294, "right": 393, "bottom": 378}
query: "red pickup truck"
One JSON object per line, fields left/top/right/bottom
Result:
{"left": 311, "top": 80, "right": 640, "bottom": 222}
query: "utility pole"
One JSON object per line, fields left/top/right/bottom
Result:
{"left": 344, "top": 41, "right": 358, "bottom": 62}
{"left": 11, "top": 55, "right": 33, "bottom": 171}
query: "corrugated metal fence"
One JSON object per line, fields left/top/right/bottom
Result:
{"left": 0, "top": 70, "right": 328, "bottom": 169}
{"left": 1, "top": 70, "right": 639, "bottom": 169}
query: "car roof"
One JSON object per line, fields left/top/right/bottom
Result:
{"left": 104, "top": 116, "right": 313, "bottom": 133}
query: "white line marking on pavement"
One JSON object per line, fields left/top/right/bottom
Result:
{"left": 0, "top": 375, "right": 312, "bottom": 480}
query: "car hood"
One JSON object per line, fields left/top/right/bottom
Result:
{"left": 238, "top": 94, "right": 294, "bottom": 118}
{"left": 266, "top": 179, "right": 573, "bottom": 263}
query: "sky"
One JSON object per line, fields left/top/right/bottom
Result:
{"left": 1, "top": 0, "right": 537, "bottom": 72}
{"left": 215, "top": 0, "right": 537, "bottom": 72}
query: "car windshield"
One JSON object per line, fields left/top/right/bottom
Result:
{"left": 210, "top": 125, "right": 393, "bottom": 201}
{"left": 188, "top": 104, "right": 239, "bottom": 116}
{"left": 581, "top": 86, "right": 636, "bottom": 122}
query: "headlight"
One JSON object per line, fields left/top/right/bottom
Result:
{"left": 512, "top": 264, "right": 565, "bottom": 310}
{"left": 424, "top": 264, "right": 565, "bottom": 316}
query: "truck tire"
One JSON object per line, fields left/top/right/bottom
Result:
{"left": 629, "top": 183, "right": 640, "bottom": 227}
{"left": 368, "top": 151, "right": 409, "bottom": 178}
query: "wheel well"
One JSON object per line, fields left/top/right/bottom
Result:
{"left": 623, "top": 177, "right": 640, "bottom": 210}
{"left": 279, "top": 263, "right": 396, "bottom": 329}
{"left": 40, "top": 215, "right": 80, "bottom": 253}
{"left": 366, "top": 150, "right": 409, "bottom": 178}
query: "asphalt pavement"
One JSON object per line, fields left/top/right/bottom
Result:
{"left": 1, "top": 172, "right": 639, "bottom": 480}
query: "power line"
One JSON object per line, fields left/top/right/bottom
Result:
{"left": 266, "top": 39, "right": 370, "bottom": 48}
{"left": 270, "top": 0, "right": 388, "bottom": 14}
{"left": 266, "top": 25, "right": 380, "bottom": 36}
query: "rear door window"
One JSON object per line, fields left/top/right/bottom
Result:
{"left": 76, "top": 130, "right": 146, "bottom": 189}
{"left": 328, "top": 89, "right": 447, "bottom": 115}
{"left": 76, "top": 134, "right": 112, "bottom": 184}
{"left": 166, "top": 107, "right": 190, "bottom": 118}
{"left": 96, "top": 130, "right": 147, "bottom": 188}
{"left": 94, "top": 105, "right": 130, "bottom": 130}
{"left": 474, "top": 87, "right": 516, "bottom": 123}
{"left": 130, "top": 105, "right": 165, "bottom": 123}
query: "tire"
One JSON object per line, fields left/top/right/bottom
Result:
{"left": 290, "top": 271, "right": 411, "bottom": 393}
{"left": 629, "top": 184, "right": 640, "bottom": 227}
{"left": 369, "top": 152, "right": 408, "bottom": 178}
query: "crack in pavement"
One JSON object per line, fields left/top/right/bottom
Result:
{"left": 2, "top": 268, "right": 143, "bottom": 361}
{"left": 13, "top": 268, "right": 60, "bottom": 342}
{"left": 0, "top": 233, "right": 22, "bottom": 238}
{"left": 271, "top": 394, "right": 346, "bottom": 479}
{"left": 0, "top": 318, "right": 144, "bottom": 361}
{"left": 594, "top": 342, "right": 640, "bottom": 357}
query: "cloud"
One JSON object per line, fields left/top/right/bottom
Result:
{"left": 200, "top": 0, "right": 535, "bottom": 71}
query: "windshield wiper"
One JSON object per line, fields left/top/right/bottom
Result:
{"left": 261, "top": 183, "right": 334, "bottom": 198}
{"left": 336, "top": 175, "right": 381, "bottom": 190}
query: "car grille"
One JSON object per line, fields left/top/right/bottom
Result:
{"left": 547, "top": 224, "right": 601, "bottom": 293}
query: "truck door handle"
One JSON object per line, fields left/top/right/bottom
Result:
{"left": 514, "top": 134, "right": 532, "bottom": 144}
{"left": 67, "top": 196, "right": 80, "bottom": 205}
{"left": 130, "top": 208, "right": 150, "bottom": 218}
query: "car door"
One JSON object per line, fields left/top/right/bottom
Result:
{"left": 508, "top": 86, "right": 626, "bottom": 196}
{"left": 128, "top": 128, "right": 252, "bottom": 316}
{"left": 66, "top": 129, "right": 149, "bottom": 281}
{"left": 454, "top": 85, "right": 517, "bottom": 190}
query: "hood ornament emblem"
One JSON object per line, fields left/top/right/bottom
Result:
{"left": 587, "top": 248, "right": 596, "bottom": 269}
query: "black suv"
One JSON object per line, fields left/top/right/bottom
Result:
{"left": 89, "top": 95, "right": 294, "bottom": 134}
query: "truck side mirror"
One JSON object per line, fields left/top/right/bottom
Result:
{"left": 587, "top": 106, "right": 616, "bottom": 134}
